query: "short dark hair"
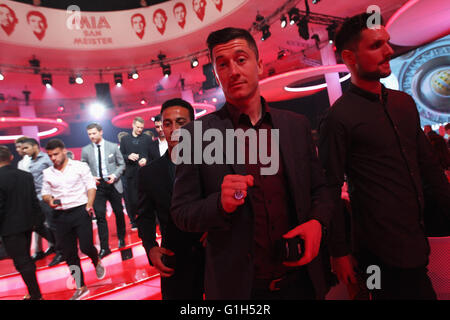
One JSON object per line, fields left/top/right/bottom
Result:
{"left": 207, "top": 27, "right": 259, "bottom": 61}
{"left": 154, "top": 115, "right": 162, "bottom": 122}
{"left": 45, "top": 139, "right": 65, "bottom": 151}
{"left": 15, "top": 136, "right": 29, "bottom": 144}
{"left": 334, "top": 12, "right": 385, "bottom": 55}
{"left": 160, "top": 98, "right": 195, "bottom": 121}
{"left": 86, "top": 123, "right": 103, "bottom": 131}
{"left": 22, "top": 138, "right": 39, "bottom": 147}
{"left": 0, "top": 145, "right": 12, "bottom": 163}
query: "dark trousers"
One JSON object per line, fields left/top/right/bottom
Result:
{"left": 2, "top": 230, "right": 42, "bottom": 299}
{"left": 121, "top": 176, "right": 132, "bottom": 224}
{"left": 35, "top": 200, "right": 63, "bottom": 253}
{"left": 160, "top": 244, "right": 205, "bottom": 300}
{"left": 251, "top": 267, "right": 316, "bottom": 300}
{"left": 356, "top": 250, "right": 437, "bottom": 300}
{"left": 93, "top": 180, "right": 126, "bottom": 250}
{"left": 54, "top": 205, "right": 99, "bottom": 288}
{"left": 125, "top": 175, "right": 139, "bottom": 225}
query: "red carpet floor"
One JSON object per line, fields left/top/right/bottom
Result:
{"left": 0, "top": 205, "right": 162, "bottom": 300}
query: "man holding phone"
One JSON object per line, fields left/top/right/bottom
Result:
{"left": 42, "top": 139, "right": 105, "bottom": 300}
{"left": 171, "top": 28, "right": 334, "bottom": 300}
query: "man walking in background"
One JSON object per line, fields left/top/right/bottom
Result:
{"left": 82, "top": 123, "right": 127, "bottom": 258}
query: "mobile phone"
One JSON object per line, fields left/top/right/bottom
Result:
{"left": 53, "top": 199, "right": 61, "bottom": 205}
{"left": 282, "top": 236, "right": 305, "bottom": 262}
{"left": 161, "top": 254, "right": 176, "bottom": 269}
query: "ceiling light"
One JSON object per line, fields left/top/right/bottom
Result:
{"left": 162, "top": 63, "right": 171, "bottom": 77}
{"left": 191, "top": 57, "right": 199, "bottom": 68}
{"left": 280, "top": 15, "right": 287, "bottom": 28}
{"left": 261, "top": 25, "right": 271, "bottom": 41}
{"left": 327, "top": 22, "right": 338, "bottom": 44}
{"left": 0, "top": 72, "right": 4, "bottom": 81}
{"left": 41, "top": 73, "right": 52, "bottom": 88}
{"left": 288, "top": 7, "right": 300, "bottom": 25}
{"left": 75, "top": 74, "right": 83, "bottom": 84}
{"left": 114, "top": 73, "right": 123, "bottom": 87}
{"left": 140, "top": 98, "right": 147, "bottom": 105}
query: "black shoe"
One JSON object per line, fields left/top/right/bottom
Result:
{"left": 118, "top": 239, "right": 126, "bottom": 249}
{"left": 31, "top": 251, "right": 46, "bottom": 261}
{"left": 48, "top": 253, "right": 65, "bottom": 267}
{"left": 99, "top": 248, "right": 112, "bottom": 259}
{"left": 43, "top": 246, "right": 55, "bottom": 256}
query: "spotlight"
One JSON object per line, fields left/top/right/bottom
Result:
{"left": 29, "top": 57, "right": 40, "bottom": 74}
{"left": 327, "top": 22, "right": 338, "bottom": 44}
{"left": 89, "top": 102, "right": 106, "bottom": 119}
{"left": 57, "top": 104, "right": 65, "bottom": 113}
{"left": 191, "top": 57, "right": 199, "bottom": 68}
{"left": 69, "top": 75, "right": 76, "bottom": 84}
{"left": 0, "top": 72, "right": 4, "bottom": 81}
{"left": 41, "top": 73, "right": 52, "bottom": 88}
{"left": 114, "top": 73, "right": 123, "bottom": 87}
{"left": 288, "top": 7, "right": 300, "bottom": 25}
{"left": 297, "top": 16, "right": 309, "bottom": 40}
{"left": 140, "top": 98, "right": 147, "bottom": 105}
{"left": 280, "top": 15, "right": 287, "bottom": 28}
{"left": 128, "top": 70, "right": 139, "bottom": 80}
{"left": 75, "top": 74, "right": 83, "bottom": 84}
{"left": 261, "top": 25, "right": 271, "bottom": 41}
{"left": 162, "top": 63, "right": 171, "bottom": 77}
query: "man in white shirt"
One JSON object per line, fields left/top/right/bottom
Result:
{"left": 42, "top": 139, "right": 105, "bottom": 300}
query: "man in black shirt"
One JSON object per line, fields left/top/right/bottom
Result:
{"left": 318, "top": 13, "right": 450, "bottom": 299}
{"left": 120, "top": 116, "right": 153, "bottom": 229}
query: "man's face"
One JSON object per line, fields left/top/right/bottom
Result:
{"left": 47, "top": 147, "right": 67, "bottom": 168}
{"left": 212, "top": 38, "right": 263, "bottom": 106}
{"left": 154, "top": 121, "right": 164, "bottom": 138}
{"left": 162, "top": 106, "right": 191, "bottom": 150}
{"left": 174, "top": 6, "right": 186, "bottom": 23}
{"left": 15, "top": 143, "right": 24, "bottom": 156}
{"left": 22, "top": 143, "right": 38, "bottom": 158}
{"left": 0, "top": 7, "right": 13, "bottom": 27}
{"left": 87, "top": 128, "right": 103, "bottom": 144}
{"left": 350, "top": 26, "right": 394, "bottom": 81}
{"left": 132, "top": 121, "right": 144, "bottom": 136}
{"left": 28, "top": 15, "right": 45, "bottom": 34}
{"left": 132, "top": 16, "right": 144, "bottom": 33}
{"left": 154, "top": 13, "right": 165, "bottom": 29}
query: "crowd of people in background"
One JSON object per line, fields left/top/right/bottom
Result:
{"left": 0, "top": 15, "right": 449, "bottom": 301}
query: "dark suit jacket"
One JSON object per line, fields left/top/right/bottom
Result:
{"left": 148, "top": 139, "right": 162, "bottom": 163}
{"left": 171, "top": 103, "right": 334, "bottom": 299}
{"left": 136, "top": 152, "right": 204, "bottom": 299}
{"left": 0, "top": 165, "right": 42, "bottom": 236}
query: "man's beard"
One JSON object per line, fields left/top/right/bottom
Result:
{"left": 358, "top": 68, "right": 391, "bottom": 81}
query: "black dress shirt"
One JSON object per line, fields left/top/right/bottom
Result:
{"left": 319, "top": 83, "right": 450, "bottom": 268}
{"left": 226, "top": 101, "right": 294, "bottom": 279}
{"left": 119, "top": 133, "right": 153, "bottom": 177}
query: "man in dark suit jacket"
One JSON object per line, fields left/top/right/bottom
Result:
{"left": 170, "top": 28, "right": 334, "bottom": 300}
{"left": 148, "top": 114, "right": 168, "bottom": 161}
{"left": 0, "top": 145, "right": 43, "bottom": 300}
{"left": 137, "top": 98, "right": 205, "bottom": 300}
